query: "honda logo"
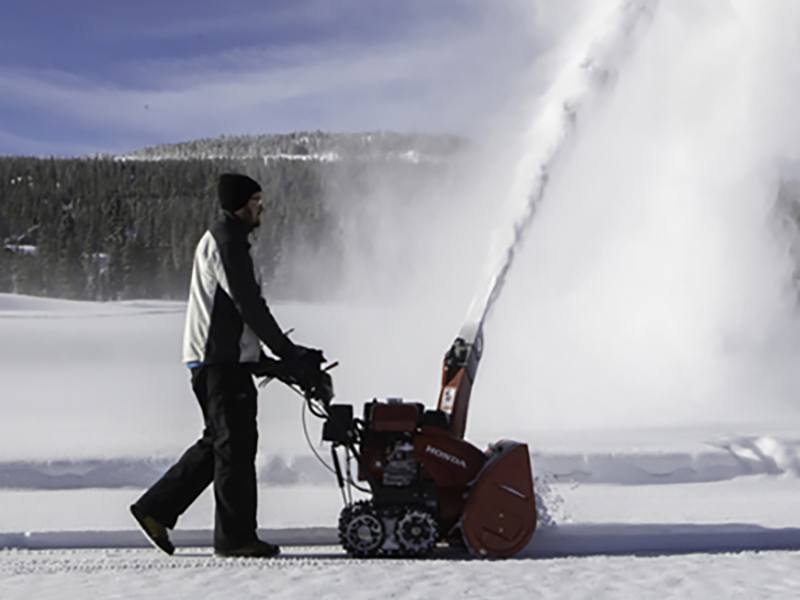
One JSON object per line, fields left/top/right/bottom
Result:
{"left": 425, "top": 445, "right": 467, "bottom": 469}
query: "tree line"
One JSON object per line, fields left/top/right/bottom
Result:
{"left": 0, "top": 154, "right": 443, "bottom": 301}
{"left": 3, "top": 150, "right": 797, "bottom": 303}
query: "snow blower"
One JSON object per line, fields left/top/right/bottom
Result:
{"left": 260, "top": 321, "right": 537, "bottom": 559}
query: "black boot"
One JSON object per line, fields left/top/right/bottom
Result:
{"left": 130, "top": 504, "right": 175, "bottom": 555}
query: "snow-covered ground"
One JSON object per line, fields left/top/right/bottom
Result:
{"left": 3, "top": 546, "right": 799, "bottom": 600}
{"left": 2, "top": 293, "right": 800, "bottom": 598}
{"left": 3, "top": 548, "right": 800, "bottom": 600}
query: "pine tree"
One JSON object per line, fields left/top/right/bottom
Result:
{"left": 55, "top": 196, "right": 84, "bottom": 298}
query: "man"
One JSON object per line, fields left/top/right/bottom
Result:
{"left": 130, "top": 173, "right": 322, "bottom": 558}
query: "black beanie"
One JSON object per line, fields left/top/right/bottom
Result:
{"left": 218, "top": 173, "right": 261, "bottom": 212}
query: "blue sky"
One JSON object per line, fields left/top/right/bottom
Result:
{"left": 0, "top": 0, "right": 544, "bottom": 156}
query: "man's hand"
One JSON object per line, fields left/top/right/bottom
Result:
{"left": 289, "top": 346, "right": 334, "bottom": 405}
{"left": 292, "top": 345, "right": 325, "bottom": 376}
{"left": 250, "top": 346, "right": 334, "bottom": 404}
{"left": 306, "top": 370, "right": 334, "bottom": 405}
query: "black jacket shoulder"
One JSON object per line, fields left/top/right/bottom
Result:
{"left": 209, "top": 212, "right": 298, "bottom": 360}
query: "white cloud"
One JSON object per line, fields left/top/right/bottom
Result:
{"left": 0, "top": 127, "right": 102, "bottom": 157}
{"left": 0, "top": 1, "right": 544, "bottom": 154}
{"left": 114, "top": 0, "right": 367, "bottom": 41}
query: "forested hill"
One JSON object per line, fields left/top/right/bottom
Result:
{"left": 1, "top": 132, "right": 464, "bottom": 301}
{"left": 2, "top": 133, "right": 798, "bottom": 303}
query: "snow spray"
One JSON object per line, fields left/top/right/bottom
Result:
{"left": 462, "top": 0, "right": 658, "bottom": 336}
{"left": 473, "top": 0, "right": 800, "bottom": 434}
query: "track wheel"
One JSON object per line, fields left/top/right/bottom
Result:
{"left": 339, "top": 502, "right": 385, "bottom": 557}
{"left": 395, "top": 509, "right": 438, "bottom": 556}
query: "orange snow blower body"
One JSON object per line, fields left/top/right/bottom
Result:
{"left": 322, "top": 326, "right": 537, "bottom": 558}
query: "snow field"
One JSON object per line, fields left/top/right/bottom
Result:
{"left": 2, "top": 547, "right": 800, "bottom": 600}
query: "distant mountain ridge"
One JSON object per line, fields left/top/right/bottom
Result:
{"left": 115, "top": 131, "right": 467, "bottom": 163}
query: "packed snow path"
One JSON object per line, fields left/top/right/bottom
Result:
{"left": 4, "top": 522, "right": 800, "bottom": 557}
{"left": 2, "top": 546, "right": 800, "bottom": 599}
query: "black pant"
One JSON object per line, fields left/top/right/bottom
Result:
{"left": 134, "top": 364, "right": 259, "bottom": 551}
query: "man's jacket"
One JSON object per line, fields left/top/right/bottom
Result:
{"left": 182, "top": 212, "right": 296, "bottom": 365}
